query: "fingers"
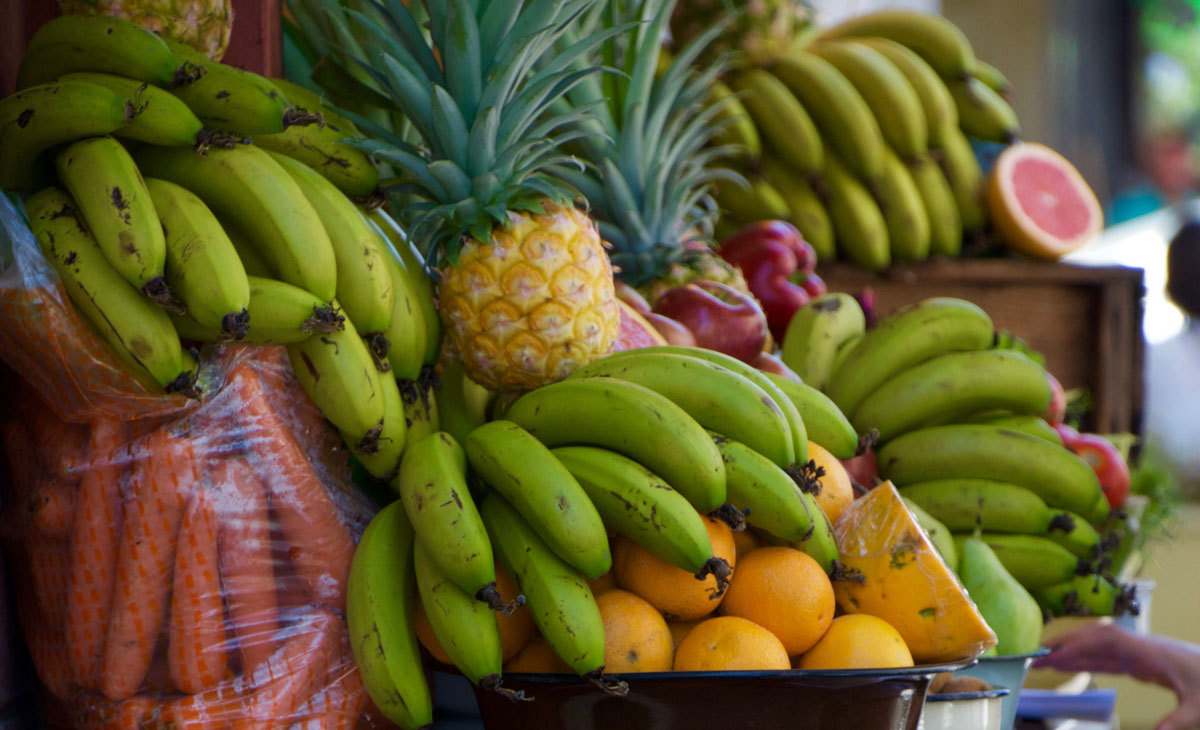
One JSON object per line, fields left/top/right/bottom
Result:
{"left": 1155, "top": 696, "right": 1200, "bottom": 730}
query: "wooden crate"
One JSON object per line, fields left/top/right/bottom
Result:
{"left": 819, "top": 258, "right": 1146, "bottom": 436}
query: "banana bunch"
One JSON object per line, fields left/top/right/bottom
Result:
{"left": 708, "top": 9, "right": 1017, "bottom": 268}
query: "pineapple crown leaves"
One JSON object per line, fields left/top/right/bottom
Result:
{"left": 292, "top": 0, "right": 635, "bottom": 266}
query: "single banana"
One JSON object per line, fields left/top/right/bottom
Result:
{"left": 1043, "top": 511, "right": 1104, "bottom": 561}
{"left": 898, "top": 479, "right": 1063, "bottom": 534}
{"left": 760, "top": 157, "right": 836, "bottom": 261}
{"left": 134, "top": 143, "right": 338, "bottom": 302}
{"left": 1034, "top": 574, "right": 1136, "bottom": 618}
{"left": 0, "top": 81, "right": 133, "bottom": 193}
{"left": 822, "top": 150, "right": 891, "bottom": 271}
{"left": 730, "top": 68, "right": 824, "bottom": 176}
{"left": 771, "top": 49, "right": 886, "bottom": 182}
{"left": 807, "top": 40, "right": 928, "bottom": 160}
{"left": 762, "top": 372, "right": 860, "bottom": 460}
{"left": 906, "top": 153, "right": 963, "bottom": 258}
{"left": 960, "top": 533, "right": 1082, "bottom": 590}
{"left": 875, "top": 145, "right": 933, "bottom": 262}
{"left": 826, "top": 297, "right": 994, "bottom": 417}
{"left": 877, "top": 424, "right": 1108, "bottom": 524}
{"left": 366, "top": 207, "right": 443, "bottom": 368}
{"left": 709, "top": 434, "right": 815, "bottom": 544}
{"left": 711, "top": 174, "right": 792, "bottom": 225}
{"left": 346, "top": 501, "right": 432, "bottom": 730}
{"left": 480, "top": 492, "right": 613, "bottom": 685}
{"left": 362, "top": 212, "right": 427, "bottom": 382}
{"left": 830, "top": 331, "right": 865, "bottom": 374}
{"left": 465, "top": 421, "right": 611, "bottom": 580}
{"left": 780, "top": 292, "right": 867, "bottom": 392}
{"left": 287, "top": 316, "right": 386, "bottom": 451}
{"left": 267, "top": 151, "right": 394, "bottom": 350}
{"left": 790, "top": 497, "right": 840, "bottom": 574}
{"left": 16, "top": 14, "right": 182, "bottom": 89}
{"left": 567, "top": 351, "right": 795, "bottom": 469}
{"left": 504, "top": 377, "right": 727, "bottom": 513}
{"left": 26, "top": 187, "right": 196, "bottom": 396}
{"left": 163, "top": 37, "right": 299, "bottom": 136}
{"left": 972, "top": 60, "right": 1013, "bottom": 99}
{"left": 815, "top": 8, "right": 977, "bottom": 80}
{"left": 552, "top": 445, "right": 730, "bottom": 589}
{"left": 593, "top": 345, "right": 808, "bottom": 467}
{"left": 902, "top": 497, "right": 959, "bottom": 572}
{"left": 394, "top": 432, "right": 506, "bottom": 610}
{"left": 960, "top": 412, "right": 1064, "bottom": 446}
{"left": 946, "top": 77, "right": 1021, "bottom": 144}
{"left": 171, "top": 275, "right": 343, "bottom": 344}
{"left": 267, "top": 77, "right": 363, "bottom": 134}
{"left": 412, "top": 540, "right": 509, "bottom": 695}
{"left": 706, "top": 80, "right": 762, "bottom": 160}
{"left": 58, "top": 72, "right": 203, "bottom": 147}
{"left": 222, "top": 220, "right": 275, "bottom": 277}
{"left": 344, "top": 371, "right": 407, "bottom": 481}
{"left": 934, "top": 126, "right": 988, "bottom": 233}
{"left": 252, "top": 122, "right": 381, "bottom": 198}
{"left": 855, "top": 38, "right": 959, "bottom": 148}
{"left": 145, "top": 177, "right": 249, "bottom": 336}
{"left": 436, "top": 357, "right": 492, "bottom": 445}
{"left": 851, "top": 349, "right": 1052, "bottom": 444}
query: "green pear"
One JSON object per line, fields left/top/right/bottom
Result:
{"left": 958, "top": 533, "right": 1044, "bottom": 655}
{"left": 903, "top": 497, "right": 958, "bottom": 573}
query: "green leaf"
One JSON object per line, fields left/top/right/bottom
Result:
{"left": 430, "top": 86, "right": 471, "bottom": 169}
{"left": 380, "top": 54, "right": 436, "bottom": 143}
{"left": 371, "top": 0, "right": 444, "bottom": 84}
{"left": 466, "top": 105, "right": 500, "bottom": 179}
{"left": 427, "top": 160, "right": 473, "bottom": 203}
{"left": 443, "top": 0, "right": 482, "bottom": 123}
{"left": 471, "top": 172, "right": 502, "bottom": 205}
{"left": 478, "top": 1, "right": 523, "bottom": 69}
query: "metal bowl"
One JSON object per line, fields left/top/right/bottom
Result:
{"left": 918, "top": 689, "right": 1009, "bottom": 730}
{"left": 955, "top": 648, "right": 1050, "bottom": 730}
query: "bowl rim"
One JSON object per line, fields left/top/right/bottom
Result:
{"left": 926, "top": 689, "right": 1011, "bottom": 702}
{"left": 500, "top": 658, "right": 978, "bottom": 684}
{"left": 975, "top": 647, "right": 1051, "bottom": 663}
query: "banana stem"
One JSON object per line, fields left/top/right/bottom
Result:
{"left": 697, "top": 557, "right": 733, "bottom": 599}
{"left": 476, "top": 582, "right": 525, "bottom": 617}
{"left": 584, "top": 668, "right": 630, "bottom": 697}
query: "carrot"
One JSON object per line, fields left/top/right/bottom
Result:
{"left": 2, "top": 419, "right": 40, "bottom": 505}
{"left": 30, "top": 478, "right": 76, "bottom": 538}
{"left": 212, "top": 456, "right": 280, "bottom": 675}
{"left": 21, "top": 533, "right": 75, "bottom": 700}
{"left": 290, "top": 658, "right": 367, "bottom": 730}
{"left": 229, "top": 363, "right": 356, "bottom": 609}
{"left": 67, "top": 418, "right": 127, "bottom": 691}
{"left": 102, "top": 428, "right": 198, "bottom": 700}
{"left": 169, "top": 487, "right": 231, "bottom": 693}
{"left": 102, "top": 696, "right": 155, "bottom": 730}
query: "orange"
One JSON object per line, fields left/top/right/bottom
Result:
{"left": 796, "top": 614, "right": 914, "bottom": 670}
{"left": 985, "top": 142, "right": 1103, "bottom": 260}
{"left": 587, "top": 570, "right": 619, "bottom": 596}
{"left": 806, "top": 441, "right": 854, "bottom": 525}
{"left": 596, "top": 589, "right": 674, "bottom": 673}
{"left": 731, "top": 527, "right": 764, "bottom": 559}
{"left": 503, "top": 636, "right": 573, "bottom": 674}
{"left": 672, "top": 616, "right": 790, "bottom": 672}
{"left": 414, "top": 563, "right": 536, "bottom": 664}
{"left": 613, "top": 514, "right": 736, "bottom": 621}
{"left": 666, "top": 618, "right": 704, "bottom": 651}
{"left": 718, "top": 546, "right": 834, "bottom": 656}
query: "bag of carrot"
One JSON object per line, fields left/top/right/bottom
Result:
{"left": 0, "top": 345, "right": 384, "bottom": 730}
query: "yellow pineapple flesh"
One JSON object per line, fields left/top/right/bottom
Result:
{"left": 57, "top": 0, "right": 233, "bottom": 61}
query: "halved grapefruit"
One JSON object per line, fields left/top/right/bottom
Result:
{"left": 610, "top": 298, "right": 669, "bottom": 352}
{"left": 985, "top": 142, "right": 1103, "bottom": 260}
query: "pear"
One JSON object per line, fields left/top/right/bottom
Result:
{"left": 903, "top": 497, "right": 958, "bottom": 573}
{"left": 958, "top": 533, "right": 1043, "bottom": 655}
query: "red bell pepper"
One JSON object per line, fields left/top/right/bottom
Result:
{"left": 719, "top": 221, "right": 820, "bottom": 341}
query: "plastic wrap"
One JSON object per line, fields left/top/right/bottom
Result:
{"left": 0, "top": 194, "right": 381, "bottom": 728}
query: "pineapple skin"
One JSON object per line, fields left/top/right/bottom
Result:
{"left": 438, "top": 201, "right": 619, "bottom": 391}
{"left": 640, "top": 247, "right": 751, "bottom": 306}
{"left": 57, "top": 0, "right": 233, "bottom": 61}
{"left": 670, "top": 0, "right": 807, "bottom": 66}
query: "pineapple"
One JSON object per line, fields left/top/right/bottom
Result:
{"left": 57, "top": 0, "right": 233, "bottom": 60}
{"left": 670, "top": 0, "right": 811, "bottom": 67}
{"left": 288, "top": 0, "right": 619, "bottom": 391}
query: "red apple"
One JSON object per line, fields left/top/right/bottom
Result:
{"left": 752, "top": 351, "right": 801, "bottom": 381}
{"left": 613, "top": 280, "right": 652, "bottom": 315}
{"left": 1042, "top": 372, "right": 1067, "bottom": 425}
{"left": 721, "top": 220, "right": 818, "bottom": 273}
{"left": 1054, "top": 422, "right": 1082, "bottom": 450}
{"left": 1071, "top": 432, "right": 1132, "bottom": 509}
{"left": 797, "top": 271, "right": 827, "bottom": 298}
{"left": 643, "top": 312, "right": 697, "bottom": 347}
{"left": 652, "top": 280, "right": 768, "bottom": 363}
{"left": 841, "top": 449, "right": 878, "bottom": 490}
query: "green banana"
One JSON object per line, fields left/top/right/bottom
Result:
{"left": 815, "top": 8, "right": 977, "bottom": 79}
{"left": 961, "top": 412, "right": 1064, "bottom": 446}
{"left": 402, "top": 389, "right": 440, "bottom": 445}
{"left": 878, "top": 424, "right": 1107, "bottom": 523}
{"left": 567, "top": 351, "right": 795, "bottom": 469}
{"left": 171, "top": 276, "right": 342, "bottom": 344}
{"left": 394, "top": 432, "right": 507, "bottom": 610}
{"left": 822, "top": 151, "right": 890, "bottom": 272}
{"left": 706, "top": 80, "right": 761, "bottom": 159}
{"left": 267, "top": 151, "right": 394, "bottom": 347}
{"left": 760, "top": 157, "right": 836, "bottom": 261}
{"left": 712, "top": 174, "right": 791, "bottom": 224}
{"left": 934, "top": 126, "right": 987, "bottom": 232}
{"left": 851, "top": 349, "right": 1051, "bottom": 444}
{"left": 361, "top": 212, "right": 428, "bottom": 382}
{"left": 906, "top": 153, "right": 963, "bottom": 258}
{"left": 902, "top": 497, "right": 958, "bottom": 572}
{"left": 790, "top": 497, "right": 840, "bottom": 574}
{"left": 134, "top": 143, "right": 338, "bottom": 302}
{"left": 856, "top": 38, "right": 959, "bottom": 148}
{"left": 552, "top": 445, "right": 729, "bottom": 587}
{"left": 780, "top": 292, "right": 866, "bottom": 392}
{"left": 830, "top": 331, "right": 865, "bottom": 374}
{"left": 808, "top": 40, "right": 928, "bottom": 159}
{"left": 875, "top": 145, "right": 932, "bottom": 262}
{"left": 1044, "top": 511, "right": 1104, "bottom": 561}
{"left": 972, "top": 60, "right": 1013, "bottom": 98}
{"left": 771, "top": 50, "right": 886, "bottom": 182}
{"left": 480, "top": 493, "right": 613, "bottom": 684}
{"left": 366, "top": 207, "right": 443, "bottom": 368}
{"left": 762, "top": 373, "right": 859, "bottom": 460}
{"left": 222, "top": 221, "right": 274, "bottom": 277}
{"left": 504, "top": 377, "right": 727, "bottom": 513}
{"left": 899, "top": 479, "right": 1063, "bottom": 534}
{"left": 26, "top": 187, "right": 196, "bottom": 396}
{"left": 145, "top": 177, "right": 250, "bottom": 336}
{"left": 345, "top": 372, "right": 407, "bottom": 481}
{"left": 946, "top": 77, "right": 1021, "bottom": 144}
{"left": 253, "top": 123, "right": 380, "bottom": 197}
{"left": 267, "top": 77, "right": 363, "bottom": 133}
{"left": 58, "top": 72, "right": 204, "bottom": 147}
{"left": 465, "top": 421, "right": 611, "bottom": 579}
{"left": 1034, "top": 574, "right": 1137, "bottom": 618}
{"left": 436, "top": 357, "right": 492, "bottom": 445}
{"left": 962, "top": 533, "right": 1082, "bottom": 590}
{"left": 826, "top": 297, "right": 994, "bottom": 417}
{"left": 730, "top": 68, "right": 824, "bottom": 176}
{"left": 287, "top": 317, "right": 386, "bottom": 450}
{"left": 958, "top": 533, "right": 1044, "bottom": 655}
{"left": 709, "top": 434, "right": 815, "bottom": 544}
{"left": 346, "top": 501, "right": 432, "bottom": 730}
{"left": 17, "top": 14, "right": 182, "bottom": 89}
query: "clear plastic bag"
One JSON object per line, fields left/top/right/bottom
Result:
{"left": 0, "top": 195, "right": 382, "bottom": 727}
